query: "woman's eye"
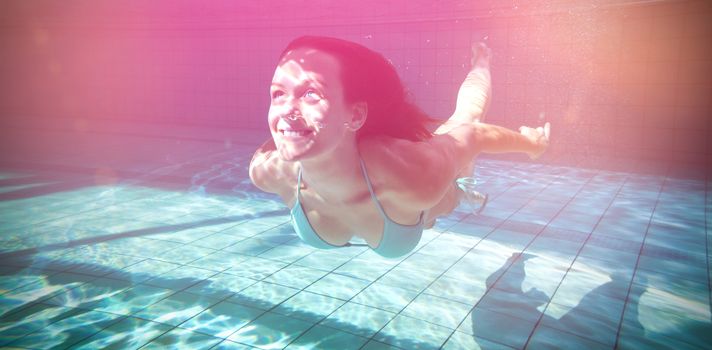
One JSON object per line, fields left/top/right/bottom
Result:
{"left": 271, "top": 91, "right": 285, "bottom": 99}
{"left": 304, "top": 90, "right": 321, "bottom": 101}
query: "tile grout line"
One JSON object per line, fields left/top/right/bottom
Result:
{"left": 437, "top": 163, "right": 573, "bottom": 349}
{"left": 519, "top": 168, "right": 627, "bottom": 349}
{"left": 260, "top": 161, "right": 527, "bottom": 350}
{"left": 611, "top": 171, "right": 668, "bottom": 349}
{"left": 708, "top": 173, "right": 712, "bottom": 339}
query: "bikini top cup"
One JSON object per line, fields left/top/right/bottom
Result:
{"left": 290, "top": 158, "right": 424, "bottom": 259}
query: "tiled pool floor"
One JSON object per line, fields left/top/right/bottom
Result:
{"left": 0, "top": 125, "right": 710, "bottom": 349}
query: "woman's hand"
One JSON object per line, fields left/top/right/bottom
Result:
{"left": 519, "top": 122, "right": 550, "bottom": 159}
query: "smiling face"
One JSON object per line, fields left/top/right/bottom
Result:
{"left": 268, "top": 48, "right": 353, "bottom": 162}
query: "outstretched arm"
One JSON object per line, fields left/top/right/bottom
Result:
{"left": 474, "top": 122, "right": 551, "bottom": 159}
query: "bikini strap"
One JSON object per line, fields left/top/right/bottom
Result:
{"left": 359, "top": 158, "right": 426, "bottom": 224}
{"left": 358, "top": 158, "right": 388, "bottom": 218}
{"left": 295, "top": 166, "right": 303, "bottom": 202}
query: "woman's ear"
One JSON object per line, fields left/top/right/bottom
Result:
{"left": 350, "top": 102, "right": 368, "bottom": 130}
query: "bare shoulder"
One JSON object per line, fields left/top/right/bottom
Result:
{"left": 358, "top": 136, "right": 455, "bottom": 209}
{"left": 249, "top": 140, "right": 298, "bottom": 201}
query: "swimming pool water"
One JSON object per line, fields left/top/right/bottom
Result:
{"left": 0, "top": 130, "right": 709, "bottom": 349}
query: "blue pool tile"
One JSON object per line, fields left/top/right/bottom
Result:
{"left": 141, "top": 265, "right": 217, "bottom": 290}
{"left": 222, "top": 237, "right": 280, "bottom": 256}
{"left": 305, "top": 273, "right": 370, "bottom": 301}
{"left": 273, "top": 291, "right": 345, "bottom": 323}
{"left": 0, "top": 268, "right": 56, "bottom": 297}
{"left": 145, "top": 226, "right": 216, "bottom": 245}
{"left": 152, "top": 245, "right": 217, "bottom": 265}
{"left": 578, "top": 243, "right": 640, "bottom": 266}
{"left": 360, "top": 340, "right": 402, "bottom": 350}
{"left": 447, "top": 221, "right": 496, "bottom": 238}
{"left": 179, "top": 300, "right": 264, "bottom": 338}
{"left": 553, "top": 267, "right": 630, "bottom": 306}
{"left": 104, "top": 259, "right": 178, "bottom": 283}
{"left": 620, "top": 282, "right": 712, "bottom": 349}
{"left": 186, "top": 250, "right": 249, "bottom": 272}
{"left": 225, "top": 257, "right": 287, "bottom": 280}
{"left": 9, "top": 309, "right": 124, "bottom": 349}
{"left": 286, "top": 325, "right": 368, "bottom": 349}
{"left": 374, "top": 314, "right": 454, "bottom": 350}
{"left": 335, "top": 258, "right": 398, "bottom": 281}
{"left": 644, "top": 227, "right": 706, "bottom": 257}
{"left": 90, "top": 284, "right": 175, "bottom": 316}
{"left": 527, "top": 324, "right": 611, "bottom": 349}
{"left": 636, "top": 255, "right": 709, "bottom": 284}
{"left": 258, "top": 244, "right": 315, "bottom": 264}
{"left": 71, "top": 316, "right": 172, "bottom": 349}
{"left": 183, "top": 272, "right": 258, "bottom": 299}
{"left": 538, "top": 226, "right": 589, "bottom": 243}
{"left": 586, "top": 235, "right": 642, "bottom": 255}
{"left": 0, "top": 303, "right": 73, "bottom": 347}
{"left": 377, "top": 265, "right": 440, "bottom": 293}
{"left": 525, "top": 236, "right": 583, "bottom": 261}
{"left": 442, "top": 330, "right": 517, "bottom": 350}
{"left": 632, "top": 270, "right": 709, "bottom": 307}
{"left": 228, "top": 281, "right": 299, "bottom": 311}
{"left": 352, "top": 283, "right": 419, "bottom": 314}
{"left": 592, "top": 217, "right": 648, "bottom": 243}
{"left": 132, "top": 291, "right": 220, "bottom": 327}
{"left": 485, "top": 228, "right": 537, "bottom": 250}
{"left": 293, "top": 251, "right": 356, "bottom": 271}
{"left": 190, "top": 232, "right": 250, "bottom": 250}
{"left": 211, "top": 339, "right": 259, "bottom": 349}
{"left": 549, "top": 208, "right": 604, "bottom": 233}
{"left": 477, "top": 288, "right": 549, "bottom": 324}
{"left": 263, "top": 265, "right": 328, "bottom": 290}
{"left": 320, "top": 302, "right": 396, "bottom": 338}
{"left": 140, "top": 326, "right": 222, "bottom": 349}
{"left": 542, "top": 301, "right": 621, "bottom": 347}
{"left": 424, "top": 275, "right": 486, "bottom": 307}
{"left": 458, "top": 307, "right": 536, "bottom": 349}
{"left": 401, "top": 294, "right": 472, "bottom": 329}
{"left": 43, "top": 277, "right": 133, "bottom": 308}
{"left": 227, "top": 312, "right": 313, "bottom": 348}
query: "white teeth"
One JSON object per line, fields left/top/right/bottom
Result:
{"left": 281, "top": 130, "right": 311, "bottom": 137}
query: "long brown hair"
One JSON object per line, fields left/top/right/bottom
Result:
{"left": 279, "top": 36, "right": 435, "bottom": 141}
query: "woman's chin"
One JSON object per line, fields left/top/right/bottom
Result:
{"left": 278, "top": 145, "right": 310, "bottom": 162}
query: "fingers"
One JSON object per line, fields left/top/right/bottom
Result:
{"left": 543, "top": 122, "right": 551, "bottom": 139}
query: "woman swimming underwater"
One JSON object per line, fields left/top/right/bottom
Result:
{"left": 249, "top": 36, "right": 550, "bottom": 258}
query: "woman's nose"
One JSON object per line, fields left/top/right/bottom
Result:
{"left": 284, "top": 104, "right": 302, "bottom": 121}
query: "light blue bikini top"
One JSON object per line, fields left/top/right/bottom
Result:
{"left": 290, "top": 158, "right": 424, "bottom": 259}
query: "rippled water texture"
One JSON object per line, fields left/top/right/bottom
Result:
{"left": 0, "top": 150, "right": 710, "bottom": 349}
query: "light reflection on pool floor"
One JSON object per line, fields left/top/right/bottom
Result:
{"left": 0, "top": 152, "right": 710, "bottom": 349}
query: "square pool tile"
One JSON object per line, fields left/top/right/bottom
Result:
{"left": 228, "top": 312, "right": 313, "bottom": 348}
{"left": 373, "top": 314, "right": 453, "bottom": 350}
{"left": 320, "top": 302, "right": 395, "bottom": 338}
{"left": 286, "top": 325, "right": 368, "bottom": 349}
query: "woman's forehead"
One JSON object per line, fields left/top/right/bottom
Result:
{"left": 275, "top": 48, "right": 341, "bottom": 86}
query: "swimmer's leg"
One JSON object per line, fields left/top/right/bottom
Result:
{"left": 434, "top": 42, "right": 492, "bottom": 177}
{"left": 431, "top": 43, "right": 492, "bottom": 213}
{"left": 452, "top": 42, "right": 492, "bottom": 125}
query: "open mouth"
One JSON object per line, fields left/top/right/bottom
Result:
{"left": 279, "top": 129, "right": 314, "bottom": 137}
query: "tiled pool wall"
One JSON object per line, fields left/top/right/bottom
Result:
{"left": 1, "top": 0, "right": 711, "bottom": 173}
